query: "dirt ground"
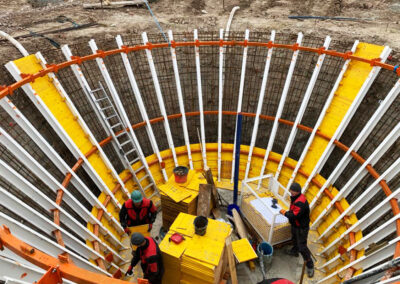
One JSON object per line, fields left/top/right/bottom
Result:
{"left": 0, "top": 0, "right": 399, "bottom": 65}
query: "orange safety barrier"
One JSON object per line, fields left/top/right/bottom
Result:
{"left": 0, "top": 225, "right": 148, "bottom": 284}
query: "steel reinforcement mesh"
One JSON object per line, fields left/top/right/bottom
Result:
{"left": 0, "top": 31, "right": 398, "bottom": 239}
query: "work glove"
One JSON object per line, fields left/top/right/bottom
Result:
{"left": 148, "top": 223, "right": 153, "bottom": 232}
{"left": 279, "top": 209, "right": 286, "bottom": 215}
{"left": 124, "top": 227, "right": 130, "bottom": 234}
{"left": 125, "top": 266, "right": 133, "bottom": 276}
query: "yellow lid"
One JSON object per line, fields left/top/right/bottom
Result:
{"left": 159, "top": 232, "right": 188, "bottom": 259}
{"left": 231, "top": 238, "right": 258, "bottom": 263}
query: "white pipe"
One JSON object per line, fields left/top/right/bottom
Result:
{"left": 275, "top": 36, "right": 331, "bottom": 180}
{"left": 194, "top": 29, "right": 207, "bottom": 169}
{"left": 258, "top": 32, "right": 303, "bottom": 189}
{"left": 284, "top": 40, "right": 359, "bottom": 197}
{"left": 231, "top": 29, "right": 250, "bottom": 182}
{"left": 244, "top": 30, "right": 275, "bottom": 180}
{"left": 224, "top": 6, "right": 240, "bottom": 39}
{"left": 0, "top": 31, "right": 28, "bottom": 57}
{"left": 218, "top": 28, "right": 224, "bottom": 181}
{"left": 167, "top": 30, "right": 193, "bottom": 170}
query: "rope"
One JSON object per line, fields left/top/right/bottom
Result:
{"left": 144, "top": 0, "right": 169, "bottom": 45}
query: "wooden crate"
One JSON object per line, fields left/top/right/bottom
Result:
{"left": 241, "top": 196, "right": 291, "bottom": 245}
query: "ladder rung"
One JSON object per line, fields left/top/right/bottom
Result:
{"left": 111, "top": 123, "right": 122, "bottom": 129}
{"left": 148, "top": 191, "right": 159, "bottom": 199}
{"left": 128, "top": 157, "right": 140, "bottom": 165}
{"left": 120, "top": 140, "right": 131, "bottom": 147}
{"left": 101, "top": 106, "right": 113, "bottom": 111}
{"left": 125, "top": 149, "right": 136, "bottom": 156}
{"left": 135, "top": 165, "right": 145, "bottom": 173}
{"left": 95, "top": 97, "right": 108, "bottom": 102}
{"left": 115, "top": 132, "right": 127, "bottom": 138}
{"left": 138, "top": 175, "right": 148, "bottom": 183}
{"left": 143, "top": 183, "right": 155, "bottom": 191}
{"left": 106, "top": 114, "right": 117, "bottom": 120}
{"left": 91, "top": 88, "right": 103, "bottom": 93}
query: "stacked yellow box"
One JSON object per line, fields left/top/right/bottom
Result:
{"left": 159, "top": 232, "right": 188, "bottom": 283}
{"left": 160, "top": 213, "right": 232, "bottom": 284}
{"left": 159, "top": 170, "right": 205, "bottom": 228}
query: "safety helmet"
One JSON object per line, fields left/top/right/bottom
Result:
{"left": 290, "top": 182, "right": 302, "bottom": 193}
{"left": 131, "top": 190, "right": 143, "bottom": 203}
{"left": 131, "top": 232, "right": 145, "bottom": 246}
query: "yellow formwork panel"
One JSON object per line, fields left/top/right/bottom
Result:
{"left": 290, "top": 43, "right": 384, "bottom": 197}
{"left": 148, "top": 144, "right": 364, "bottom": 276}
{"left": 299, "top": 43, "right": 384, "bottom": 177}
{"left": 13, "top": 55, "right": 122, "bottom": 253}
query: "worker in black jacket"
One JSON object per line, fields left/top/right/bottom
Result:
{"left": 119, "top": 190, "right": 157, "bottom": 234}
{"left": 126, "top": 232, "right": 164, "bottom": 284}
{"left": 279, "top": 182, "right": 314, "bottom": 278}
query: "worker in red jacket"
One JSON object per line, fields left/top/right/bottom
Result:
{"left": 119, "top": 190, "right": 157, "bottom": 233}
{"left": 126, "top": 232, "right": 164, "bottom": 284}
{"left": 279, "top": 182, "right": 314, "bottom": 278}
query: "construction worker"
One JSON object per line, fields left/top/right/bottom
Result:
{"left": 119, "top": 190, "right": 157, "bottom": 234}
{"left": 258, "top": 279, "right": 294, "bottom": 284}
{"left": 126, "top": 232, "right": 164, "bottom": 284}
{"left": 279, "top": 182, "right": 314, "bottom": 278}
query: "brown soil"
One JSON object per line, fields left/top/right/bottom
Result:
{"left": 0, "top": 0, "right": 399, "bottom": 67}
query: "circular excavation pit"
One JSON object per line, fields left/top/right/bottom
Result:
{"left": 0, "top": 28, "right": 399, "bottom": 284}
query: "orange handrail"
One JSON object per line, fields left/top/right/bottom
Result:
{"left": 0, "top": 225, "right": 147, "bottom": 284}
{"left": 1, "top": 38, "right": 397, "bottom": 280}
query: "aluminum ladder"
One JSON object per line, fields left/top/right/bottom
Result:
{"left": 86, "top": 82, "right": 158, "bottom": 199}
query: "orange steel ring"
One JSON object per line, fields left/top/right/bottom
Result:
{"left": 51, "top": 111, "right": 397, "bottom": 280}
{"left": 0, "top": 40, "right": 398, "bottom": 280}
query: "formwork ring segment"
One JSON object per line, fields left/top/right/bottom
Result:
{"left": 0, "top": 31, "right": 399, "bottom": 284}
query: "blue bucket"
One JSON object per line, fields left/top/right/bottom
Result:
{"left": 257, "top": 241, "right": 273, "bottom": 265}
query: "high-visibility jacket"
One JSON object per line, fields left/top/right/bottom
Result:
{"left": 130, "top": 237, "right": 164, "bottom": 282}
{"left": 119, "top": 197, "right": 157, "bottom": 227}
{"left": 284, "top": 193, "right": 310, "bottom": 228}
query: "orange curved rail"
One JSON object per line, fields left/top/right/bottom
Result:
{"left": 0, "top": 39, "right": 397, "bottom": 280}
{"left": 0, "top": 225, "right": 148, "bottom": 284}
{"left": 52, "top": 111, "right": 398, "bottom": 279}
{"left": 0, "top": 39, "right": 399, "bottom": 101}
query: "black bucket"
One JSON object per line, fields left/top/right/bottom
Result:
{"left": 193, "top": 216, "right": 208, "bottom": 236}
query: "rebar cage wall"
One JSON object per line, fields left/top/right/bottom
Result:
{"left": 0, "top": 31, "right": 399, "bottom": 282}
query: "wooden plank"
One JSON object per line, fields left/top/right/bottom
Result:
{"left": 83, "top": 0, "right": 146, "bottom": 9}
{"left": 197, "top": 184, "right": 212, "bottom": 217}
{"left": 225, "top": 237, "right": 238, "bottom": 284}
{"left": 232, "top": 209, "right": 248, "bottom": 239}
{"left": 204, "top": 167, "right": 220, "bottom": 208}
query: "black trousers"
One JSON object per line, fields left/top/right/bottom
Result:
{"left": 291, "top": 226, "right": 313, "bottom": 268}
{"left": 144, "top": 273, "right": 162, "bottom": 284}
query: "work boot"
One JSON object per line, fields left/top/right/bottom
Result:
{"left": 285, "top": 247, "right": 299, "bottom": 257}
{"left": 307, "top": 266, "right": 314, "bottom": 278}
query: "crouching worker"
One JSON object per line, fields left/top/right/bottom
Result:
{"left": 126, "top": 232, "right": 164, "bottom": 284}
{"left": 119, "top": 190, "right": 157, "bottom": 234}
{"left": 279, "top": 182, "right": 314, "bottom": 278}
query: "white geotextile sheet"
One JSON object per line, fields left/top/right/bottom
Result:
{"left": 250, "top": 197, "right": 288, "bottom": 225}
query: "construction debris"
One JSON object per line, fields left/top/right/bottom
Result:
{"left": 83, "top": 0, "right": 147, "bottom": 9}
{"left": 197, "top": 184, "right": 212, "bottom": 217}
{"left": 225, "top": 237, "right": 238, "bottom": 284}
